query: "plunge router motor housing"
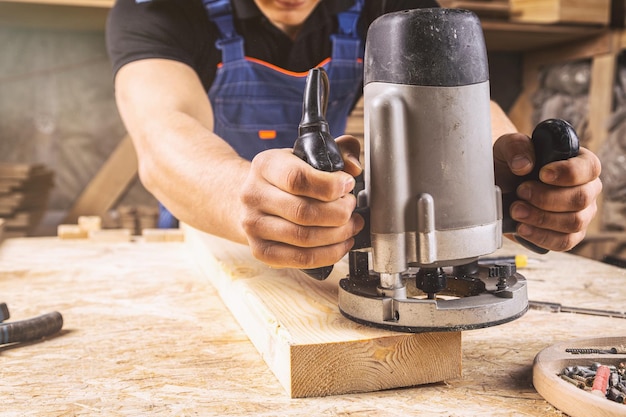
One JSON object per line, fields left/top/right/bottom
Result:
{"left": 337, "top": 8, "right": 529, "bottom": 332}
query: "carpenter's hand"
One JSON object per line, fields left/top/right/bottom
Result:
{"left": 494, "top": 132, "right": 602, "bottom": 251}
{"left": 240, "top": 135, "right": 364, "bottom": 269}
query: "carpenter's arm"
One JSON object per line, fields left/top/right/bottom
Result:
{"left": 115, "top": 58, "right": 363, "bottom": 268}
{"left": 115, "top": 58, "right": 250, "bottom": 244}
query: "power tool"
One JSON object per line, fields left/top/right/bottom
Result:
{"left": 294, "top": 8, "right": 579, "bottom": 332}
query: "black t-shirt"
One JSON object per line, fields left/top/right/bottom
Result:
{"left": 106, "top": 0, "right": 440, "bottom": 91}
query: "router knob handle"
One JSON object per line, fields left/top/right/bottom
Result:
{"left": 502, "top": 118, "right": 580, "bottom": 254}
{"left": 292, "top": 68, "right": 344, "bottom": 280}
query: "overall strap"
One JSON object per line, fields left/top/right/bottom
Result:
{"left": 203, "top": 0, "right": 245, "bottom": 63}
{"left": 331, "top": 0, "right": 365, "bottom": 61}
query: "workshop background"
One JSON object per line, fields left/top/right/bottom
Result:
{"left": 0, "top": 0, "right": 625, "bottom": 262}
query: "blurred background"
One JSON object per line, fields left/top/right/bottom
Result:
{"left": 0, "top": 0, "right": 624, "bottom": 264}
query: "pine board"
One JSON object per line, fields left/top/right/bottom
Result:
{"left": 183, "top": 225, "right": 462, "bottom": 398}
{"left": 510, "top": 0, "right": 611, "bottom": 25}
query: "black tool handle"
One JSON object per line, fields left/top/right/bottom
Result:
{"left": 0, "top": 302, "right": 9, "bottom": 322}
{"left": 0, "top": 311, "right": 64, "bottom": 345}
{"left": 293, "top": 68, "right": 345, "bottom": 280}
{"left": 293, "top": 68, "right": 344, "bottom": 172}
{"left": 502, "top": 118, "right": 580, "bottom": 254}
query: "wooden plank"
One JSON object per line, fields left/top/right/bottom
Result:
{"left": 63, "top": 135, "right": 138, "bottom": 224}
{"left": 481, "top": 20, "right": 607, "bottom": 52}
{"left": 0, "top": 162, "right": 46, "bottom": 179}
{"left": 585, "top": 51, "right": 617, "bottom": 234}
{"left": 0, "top": 2, "right": 110, "bottom": 30}
{"left": 443, "top": 0, "right": 511, "bottom": 18}
{"left": 510, "top": 0, "right": 611, "bottom": 25}
{"left": 0, "top": 0, "right": 113, "bottom": 7}
{"left": 183, "top": 225, "right": 462, "bottom": 398}
{"left": 588, "top": 53, "right": 617, "bottom": 155}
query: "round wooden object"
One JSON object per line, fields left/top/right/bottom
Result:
{"left": 533, "top": 336, "right": 626, "bottom": 417}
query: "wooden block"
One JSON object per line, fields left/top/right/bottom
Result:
{"left": 88, "top": 229, "right": 132, "bottom": 242}
{"left": 510, "top": 0, "right": 611, "bottom": 25}
{"left": 184, "top": 225, "right": 462, "bottom": 398}
{"left": 57, "top": 224, "right": 88, "bottom": 239}
{"left": 164, "top": 228, "right": 184, "bottom": 242}
{"left": 0, "top": 218, "right": 4, "bottom": 242}
{"left": 78, "top": 216, "right": 102, "bottom": 233}
{"left": 0, "top": 162, "right": 44, "bottom": 179}
{"left": 5, "top": 212, "right": 31, "bottom": 229}
{"left": 142, "top": 228, "right": 166, "bottom": 242}
{"left": 142, "top": 228, "right": 185, "bottom": 242}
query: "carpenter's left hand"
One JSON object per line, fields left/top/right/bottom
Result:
{"left": 493, "top": 132, "right": 602, "bottom": 251}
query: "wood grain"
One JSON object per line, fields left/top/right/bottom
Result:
{"left": 1, "top": 235, "right": 625, "bottom": 415}
{"left": 510, "top": 0, "right": 611, "bottom": 25}
{"left": 184, "top": 226, "right": 462, "bottom": 398}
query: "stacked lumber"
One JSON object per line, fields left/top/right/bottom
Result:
{"left": 509, "top": 0, "right": 611, "bottom": 25}
{"left": 440, "top": 0, "right": 512, "bottom": 20}
{"left": 0, "top": 163, "right": 54, "bottom": 238}
{"left": 440, "top": 0, "right": 611, "bottom": 26}
{"left": 106, "top": 204, "right": 159, "bottom": 235}
{"left": 57, "top": 215, "right": 133, "bottom": 242}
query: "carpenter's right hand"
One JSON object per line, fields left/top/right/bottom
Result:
{"left": 240, "top": 135, "right": 364, "bottom": 269}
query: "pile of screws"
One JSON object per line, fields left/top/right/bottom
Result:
{"left": 558, "top": 361, "right": 626, "bottom": 404}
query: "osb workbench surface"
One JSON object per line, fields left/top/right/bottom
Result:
{"left": 1, "top": 236, "right": 625, "bottom": 416}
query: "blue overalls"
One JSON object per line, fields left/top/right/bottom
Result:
{"left": 158, "top": 0, "right": 364, "bottom": 227}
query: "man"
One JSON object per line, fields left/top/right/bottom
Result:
{"left": 106, "top": 0, "right": 602, "bottom": 270}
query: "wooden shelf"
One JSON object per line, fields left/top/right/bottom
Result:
{"left": 0, "top": 1, "right": 611, "bottom": 47}
{"left": 1, "top": 0, "right": 112, "bottom": 6}
{"left": 482, "top": 19, "right": 608, "bottom": 52}
{"left": 0, "top": 1, "right": 112, "bottom": 30}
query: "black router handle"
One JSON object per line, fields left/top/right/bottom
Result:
{"left": 502, "top": 118, "right": 580, "bottom": 254}
{"left": 293, "top": 68, "right": 345, "bottom": 280}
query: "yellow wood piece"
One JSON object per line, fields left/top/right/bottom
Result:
{"left": 57, "top": 224, "right": 88, "bottom": 239}
{"left": 183, "top": 225, "right": 462, "bottom": 398}
{"left": 88, "top": 228, "right": 132, "bottom": 242}
{"left": 142, "top": 228, "right": 167, "bottom": 242}
{"left": 142, "top": 228, "right": 185, "bottom": 242}
{"left": 510, "top": 0, "right": 611, "bottom": 25}
{"left": 77, "top": 216, "right": 102, "bottom": 233}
